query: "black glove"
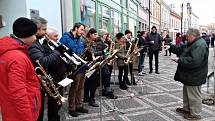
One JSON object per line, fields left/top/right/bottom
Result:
{"left": 56, "top": 45, "right": 67, "bottom": 54}
{"left": 123, "top": 57, "right": 128, "bottom": 61}
{"left": 66, "top": 61, "right": 77, "bottom": 73}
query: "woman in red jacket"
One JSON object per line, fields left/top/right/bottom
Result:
{"left": 0, "top": 17, "right": 40, "bottom": 121}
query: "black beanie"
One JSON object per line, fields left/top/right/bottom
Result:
{"left": 13, "top": 17, "right": 37, "bottom": 38}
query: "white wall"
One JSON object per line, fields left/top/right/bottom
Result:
{"left": 26, "top": 0, "right": 63, "bottom": 36}
{"left": 0, "top": 0, "right": 27, "bottom": 37}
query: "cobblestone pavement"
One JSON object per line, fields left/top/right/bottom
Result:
{"left": 59, "top": 49, "right": 215, "bottom": 121}
{"left": 1, "top": 49, "right": 215, "bottom": 121}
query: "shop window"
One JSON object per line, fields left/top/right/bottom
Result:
{"left": 81, "top": 0, "right": 96, "bottom": 28}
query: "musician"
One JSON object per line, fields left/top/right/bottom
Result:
{"left": 104, "top": 33, "right": 114, "bottom": 79}
{"left": 115, "top": 33, "right": 129, "bottom": 90}
{"left": 93, "top": 29, "right": 116, "bottom": 99}
{"left": 59, "top": 23, "right": 88, "bottom": 117}
{"left": 46, "top": 27, "right": 59, "bottom": 42}
{"left": 124, "top": 30, "right": 136, "bottom": 85}
{"left": 82, "top": 28, "right": 100, "bottom": 107}
{"left": 0, "top": 17, "right": 40, "bottom": 121}
{"left": 28, "top": 17, "right": 66, "bottom": 121}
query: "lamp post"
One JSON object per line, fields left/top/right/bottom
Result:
{"left": 187, "top": 2, "right": 192, "bottom": 28}
{"left": 181, "top": 3, "right": 183, "bottom": 34}
{"left": 149, "top": 0, "right": 151, "bottom": 30}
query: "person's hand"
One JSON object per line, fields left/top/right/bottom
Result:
{"left": 56, "top": 45, "right": 67, "bottom": 54}
{"left": 163, "top": 45, "right": 170, "bottom": 50}
{"left": 123, "top": 57, "right": 128, "bottom": 61}
{"left": 171, "top": 58, "right": 179, "bottom": 63}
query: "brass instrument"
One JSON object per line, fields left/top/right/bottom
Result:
{"left": 48, "top": 39, "right": 87, "bottom": 65}
{"left": 86, "top": 49, "right": 119, "bottom": 74}
{"left": 124, "top": 37, "right": 133, "bottom": 64}
{"left": 124, "top": 38, "right": 142, "bottom": 64}
{"left": 35, "top": 60, "right": 67, "bottom": 105}
{"left": 107, "top": 40, "right": 115, "bottom": 65}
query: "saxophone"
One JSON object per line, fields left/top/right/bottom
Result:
{"left": 124, "top": 38, "right": 142, "bottom": 64}
{"left": 107, "top": 40, "right": 115, "bottom": 65}
{"left": 86, "top": 49, "right": 119, "bottom": 76}
{"left": 35, "top": 60, "right": 67, "bottom": 105}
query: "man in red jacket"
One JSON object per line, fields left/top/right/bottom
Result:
{"left": 0, "top": 17, "right": 40, "bottom": 121}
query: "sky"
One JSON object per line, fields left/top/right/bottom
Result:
{"left": 163, "top": 0, "right": 215, "bottom": 25}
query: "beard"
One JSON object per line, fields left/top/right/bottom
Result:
{"left": 36, "top": 35, "right": 43, "bottom": 40}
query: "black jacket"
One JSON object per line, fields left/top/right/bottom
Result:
{"left": 28, "top": 39, "right": 67, "bottom": 82}
{"left": 146, "top": 32, "right": 162, "bottom": 51}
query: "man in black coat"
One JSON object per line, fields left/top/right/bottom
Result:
{"left": 28, "top": 17, "right": 68, "bottom": 121}
{"left": 146, "top": 26, "right": 162, "bottom": 74}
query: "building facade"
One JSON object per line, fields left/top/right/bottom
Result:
{"left": 169, "top": 11, "right": 181, "bottom": 43}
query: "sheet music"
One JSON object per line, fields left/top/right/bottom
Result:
{"left": 58, "top": 78, "right": 74, "bottom": 87}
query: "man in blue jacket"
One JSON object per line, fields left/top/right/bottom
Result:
{"left": 166, "top": 28, "right": 208, "bottom": 120}
{"left": 60, "top": 23, "right": 88, "bottom": 117}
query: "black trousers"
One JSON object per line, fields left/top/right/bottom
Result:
{"left": 84, "top": 73, "right": 100, "bottom": 100}
{"left": 128, "top": 63, "right": 135, "bottom": 83}
{"left": 148, "top": 50, "right": 159, "bottom": 72}
{"left": 118, "top": 66, "right": 129, "bottom": 86}
{"left": 37, "top": 87, "right": 63, "bottom": 121}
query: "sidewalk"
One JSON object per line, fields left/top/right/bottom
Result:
{"left": 59, "top": 49, "right": 215, "bottom": 121}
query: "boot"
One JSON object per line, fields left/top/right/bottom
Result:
{"left": 106, "top": 91, "right": 117, "bottom": 99}
{"left": 89, "top": 99, "right": 99, "bottom": 107}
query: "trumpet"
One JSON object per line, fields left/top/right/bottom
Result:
{"left": 35, "top": 60, "right": 67, "bottom": 105}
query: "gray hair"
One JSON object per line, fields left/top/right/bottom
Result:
{"left": 46, "top": 27, "right": 58, "bottom": 36}
{"left": 31, "top": 17, "right": 47, "bottom": 29}
{"left": 186, "top": 28, "right": 200, "bottom": 37}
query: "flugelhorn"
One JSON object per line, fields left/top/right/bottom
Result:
{"left": 48, "top": 39, "right": 87, "bottom": 65}
{"left": 35, "top": 60, "right": 67, "bottom": 105}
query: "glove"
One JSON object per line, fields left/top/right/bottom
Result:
{"left": 123, "top": 57, "right": 128, "bottom": 61}
{"left": 56, "top": 45, "right": 67, "bottom": 54}
{"left": 66, "top": 61, "right": 77, "bottom": 73}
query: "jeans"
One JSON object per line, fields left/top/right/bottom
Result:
{"left": 138, "top": 53, "right": 146, "bottom": 72}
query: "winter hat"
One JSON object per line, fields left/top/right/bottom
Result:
{"left": 98, "top": 29, "right": 108, "bottom": 37}
{"left": 13, "top": 17, "right": 37, "bottom": 38}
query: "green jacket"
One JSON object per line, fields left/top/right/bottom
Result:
{"left": 115, "top": 43, "right": 128, "bottom": 66}
{"left": 169, "top": 37, "right": 208, "bottom": 86}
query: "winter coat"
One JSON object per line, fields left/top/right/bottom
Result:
{"left": 0, "top": 36, "right": 41, "bottom": 121}
{"left": 169, "top": 37, "right": 208, "bottom": 86}
{"left": 115, "top": 43, "right": 128, "bottom": 66}
{"left": 28, "top": 39, "right": 67, "bottom": 82}
{"left": 59, "top": 32, "right": 84, "bottom": 55}
{"left": 138, "top": 36, "right": 147, "bottom": 53}
{"left": 146, "top": 32, "right": 162, "bottom": 51}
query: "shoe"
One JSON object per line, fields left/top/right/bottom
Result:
{"left": 155, "top": 71, "right": 160, "bottom": 74}
{"left": 149, "top": 71, "right": 152, "bottom": 74}
{"left": 119, "top": 85, "right": 128, "bottom": 90}
{"left": 176, "top": 108, "right": 190, "bottom": 114}
{"left": 83, "top": 97, "right": 89, "bottom": 103}
{"left": 76, "top": 107, "right": 88, "bottom": 113}
{"left": 89, "top": 100, "right": 99, "bottom": 107}
{"left": 132, "top": 82, "right": 137, "bottom": 85}
{"left": 102, "top": 89, "right": 108, "bottom": 96}
{"left": 164, "top": 54, "right": 167, "bottom": 56}
{"left": 106, "top": 92, "right": 117, "bottom": 99}
{"left": 126, "top": 80, "right": 131, "bottom": 85}
{"left": 138, "top": 72, "right": 144, "bottom": 76}
{"left": 68, "top": 110, "right": 79, "bottom": 117}
{"left": 184, "top": 114, "right": 201, "bottom": 120}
